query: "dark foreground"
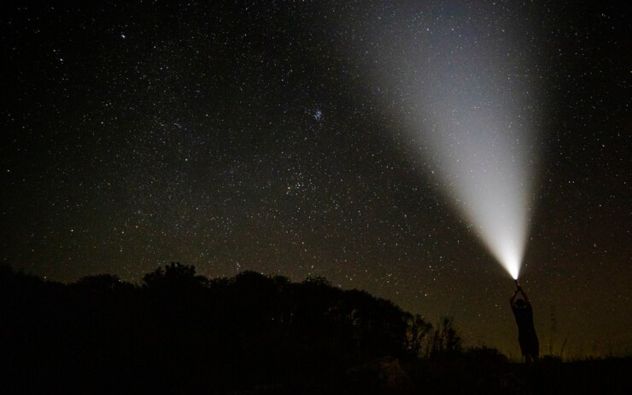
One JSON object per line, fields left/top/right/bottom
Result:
{"left": 2, "top": 264, "right": 630, "bottom": 394}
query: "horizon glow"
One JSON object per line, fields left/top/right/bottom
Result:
{"left": 362, "top": 3, "right": 542, "bottom": 279}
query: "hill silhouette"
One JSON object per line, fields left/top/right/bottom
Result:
{"left": 1, "top": 263, "right": 630, "bottom": 394}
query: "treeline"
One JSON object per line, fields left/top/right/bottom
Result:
{"left": 3, "top": 263, "right": 630, "bottom": 394}
{"left": 0, "top": 263, "right": 460, "bottom": 394}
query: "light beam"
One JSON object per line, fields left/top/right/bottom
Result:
{"left": 360, "top": 3, "right": 542, "bottom": 279}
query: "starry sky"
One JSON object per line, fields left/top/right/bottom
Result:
{"left": 1, "top": 1, "right": 631, "bottom": 358}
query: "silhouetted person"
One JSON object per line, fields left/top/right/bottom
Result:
{"left": 510, "top": 284, "right": 539, "bottom": 363}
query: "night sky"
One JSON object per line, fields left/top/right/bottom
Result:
{"left": 2, "top": 1, "right": 630, "bottom": 358}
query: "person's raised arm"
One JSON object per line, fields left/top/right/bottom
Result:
{"left": 519, "top": 286, "right": 530, "bottom": 303}
{"left": 510, "top": 288, "right": 520, "bottom": 304}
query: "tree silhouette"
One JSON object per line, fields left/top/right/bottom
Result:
{"left": 143, "top": 262, "right": 207, "bottom": 290}
{"left": 406, "top": 313, "right": 433, "bottom": 357}
{"left": 431, "top": 316, "right": 463, "bottom": 355}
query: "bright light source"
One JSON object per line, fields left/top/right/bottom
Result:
{"left": 420, "top": 112, "right": 533, "bottom": 280}
{"left": 361, "top": 3, "right": 541, "bottom": 279}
